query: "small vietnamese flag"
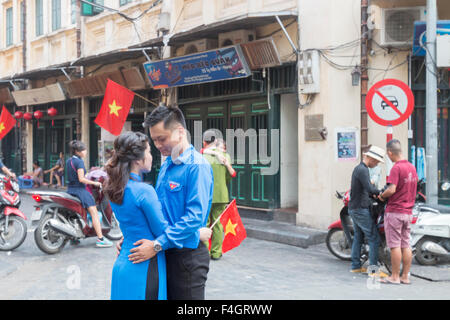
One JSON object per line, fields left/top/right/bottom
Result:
{"left": 94, "top": 79, "right": 135, "bottom": 136}
{"left": 0, "top": 106, "right": 16, "bottom": 140}
{"left": 219, "top": 199, "right": 247, "bottom": 253}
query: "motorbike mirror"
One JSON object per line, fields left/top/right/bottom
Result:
{"left": 442, "top": 182, "right": 450, "bottom": 192}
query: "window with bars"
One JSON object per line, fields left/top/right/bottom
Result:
{"left": 36, "top": 0, "right": 43, "bottom": 36}
{"left": 6, "top": 7, "right": 13, "bottom": 46}
{"left": 177, "top": 63, "right": 296, "bottom": 102}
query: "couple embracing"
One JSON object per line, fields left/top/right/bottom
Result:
{"left": 106, "top": 105, "right": 214, "bottom": 300}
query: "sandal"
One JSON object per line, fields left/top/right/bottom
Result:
{"left": 379, "top": 278, "right": 400, "bottom": 285}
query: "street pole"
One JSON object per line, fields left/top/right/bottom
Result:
{"left": 426, "top": 0, "right": 438, "bottom": 205}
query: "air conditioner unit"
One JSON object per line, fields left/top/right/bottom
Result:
{"left": 380, "top": 6, "right": 426, "bottom": 47}
{"left": 218, "top": 29, "right": 256, "bottom": 47}
{"left": 183, "top": 38, "right": 218, "bottom": 55}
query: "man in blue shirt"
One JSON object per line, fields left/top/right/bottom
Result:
{"left": 120, "top": 105, "right": 214, "bottom": 300}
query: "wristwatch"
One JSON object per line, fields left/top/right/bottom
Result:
{"left": 154, "top": 240, "right": 162, "bottom": 253}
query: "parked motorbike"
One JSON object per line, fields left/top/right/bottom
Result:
{"left": 411, "top": 181, "right": 450, "bottom": 265}
{"left": 0, "top": 173, "right": 27, "bottom": 251}
{"left": 326, "top": 190, "right": 394, "bottom": 270}
{"left": 29, "top": 173, "right": 122, "bottom": 254}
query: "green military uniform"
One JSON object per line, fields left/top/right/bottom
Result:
{"left": 203, "top": 147, "right": 232, "bottom": 259}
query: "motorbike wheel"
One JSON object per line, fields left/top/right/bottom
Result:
{"left": 0, "top": 216, "right": 27, "bottom": 251}
{"left": 415, "top": 237, "right": 439, "bottom": 266}
{"left": 104, "top": 212, "right": 122, "bottom": 241}
{"left": 34, "top": 214, "right": 68, "bottom": 254}
{"left": 326, "top": 228, "right": 352, "bottom": 261}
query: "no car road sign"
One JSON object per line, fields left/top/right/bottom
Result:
{"left": 366, "top": 79, "right": 414, "bottom": 127}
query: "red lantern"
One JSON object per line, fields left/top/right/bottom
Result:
{"left": 47, "top": 107, "right": 57, "bottom": 126}
{"left": 14, "top": 111, "right": 23, "bottom": 119}
{"left": 23, "top": 112, "right": 33, "bottom": 121}
{"left": 14, "top": 111, "right": 23, "bottom": 128}
{"left": 34, "top": 110, "right": 43, "bottom": 128}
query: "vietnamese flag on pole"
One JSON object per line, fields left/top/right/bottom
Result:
{"left": 219, "top": 199, "right": 247, "bottom": 253}
{"left": 94, "top": 79, "right": 135, "bottom": 136}
{"left": 0, "top": 106, "right": 16, "bottom": 140}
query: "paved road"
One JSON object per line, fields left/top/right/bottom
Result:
{"left": 0, "top": 193, "right": 449, "bottom": 300}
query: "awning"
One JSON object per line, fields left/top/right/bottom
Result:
{"left": 63, "top": 67, "right": 148, "bottom": 98}
{"left": 166, "top": 11, "right": 297, "bottom": 46}
{"left": 11, "top": 83, "right": 67, "bottom": 106}
{"left": 70, "top": 47, "right": 160, "bottom": 67}
{"left": 2, "top": 62, "right": 75, "bottom": 81}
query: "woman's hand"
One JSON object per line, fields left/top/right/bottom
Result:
{"left": 93, "top": 181, "right": 102, "bottom": 188}
{"left": 116, "top": 237, "right": 123, "bottom": 256}
{"left": 199, "top": 227, "right": 212, "bottom": 242}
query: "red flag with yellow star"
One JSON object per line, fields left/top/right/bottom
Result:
{"left": 0, "top": 106, "right": 16, "bottom": 140}
{"left": 219, "top": 199, "right": 246, "bottom": 253}
{"left": 94, "top": 79, "right": 135, "bottom": 136}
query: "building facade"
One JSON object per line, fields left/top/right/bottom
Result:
{"left": 0, "top": 0, "right": 448, "bottom": 229}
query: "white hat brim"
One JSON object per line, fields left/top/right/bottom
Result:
{"left": 363, "top": 151, "right": 385, "bottom": 163}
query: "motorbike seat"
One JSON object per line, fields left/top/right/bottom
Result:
{"left": 26, "top": 190, "right": 81, "bottom": 204}
{"left": 419, "top": 203, "right": 450, "bottom": 214}
{"left": 59, "top": 192, "right": 82, "bottom": 204}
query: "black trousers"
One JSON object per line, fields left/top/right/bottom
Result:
{"left": 165, "top": 243, "right": 210, "bottom": 300}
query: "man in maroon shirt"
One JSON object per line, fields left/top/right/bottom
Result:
{"left": 379, "top": 139, "right": 418, "bottom": 285}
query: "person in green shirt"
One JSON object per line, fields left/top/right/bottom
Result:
{"left": 202, "top": 131, "right": 236, "bottom": 260}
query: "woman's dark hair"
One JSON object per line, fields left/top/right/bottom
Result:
{"left": 69, "top": 140, "right": 86, "bottom": 155}
{"left": 33, "top": 160, "right": 40, "bottom": 167}
{"left": 143, "top": 104, "right": 186, "bottom": 130}
{"left": 104, "top": 131, "right": 149, "bottom": 204}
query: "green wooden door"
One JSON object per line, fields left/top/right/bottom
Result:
{"left": 182, "top": 97, "right": 280, "bottom": 209}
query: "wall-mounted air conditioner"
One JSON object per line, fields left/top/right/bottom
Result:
{"left": 183, "top": 38, "right": 218, "bottom": 55}
{"left": 380, "top": 6, "right": 426, "bottom": 47}
{"left": 218, "top": 29, "right": 256, "bottom": 47}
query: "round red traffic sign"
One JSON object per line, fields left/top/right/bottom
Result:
{"left": 365, "top": 79, "right": 414, "bottom": 126}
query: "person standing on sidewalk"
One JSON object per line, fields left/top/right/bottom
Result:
{"left": 348, "top": 145, "right": 385, "bottom": 274}
{"left": 202, "top": 130, "right": 236, "bottom": 260}
{"left": 378, "top": 139, "right": 418, "bottom": 285}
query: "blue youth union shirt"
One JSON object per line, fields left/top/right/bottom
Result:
{"left": 155, "top": 145, "right": 214, "bottom": 250}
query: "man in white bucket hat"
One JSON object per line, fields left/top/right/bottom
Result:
{"left": 348, "top": 145, "right": 385, "bottom": 274}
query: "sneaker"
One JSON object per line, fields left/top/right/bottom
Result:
{"left": 368, "top": 271, "right": 389, "bottom": 278}
{"left": 96, "top": 237, "right": 113, "bottom": 248}
{"left": 350, "top": 267, "right": 367, "bottom": 273}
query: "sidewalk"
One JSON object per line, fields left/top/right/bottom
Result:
{"left": 242, "top": 217, "right": 327, "bottom": 249}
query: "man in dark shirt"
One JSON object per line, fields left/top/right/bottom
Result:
{"left": 348, "top": 145, "right": 385, "bottom": 273}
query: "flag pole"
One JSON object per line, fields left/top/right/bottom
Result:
{"left": 209, "top": 199, "right": 235, "bottom": 229}
{"left": 209, "top": 211, "right": 225, "bottom": 230}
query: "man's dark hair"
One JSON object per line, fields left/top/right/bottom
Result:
{"left": 386, "top": 139, "right": 402, "bottom": 155}
{"left": 203, "top": 129, "right": 220, "bottom": 145}
{"left": 143, "top": 105, "right": 186, "bottom": 130}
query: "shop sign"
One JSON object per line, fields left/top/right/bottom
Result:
{"left": 143, "top": 45, "right": 251, "bottom": 89}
